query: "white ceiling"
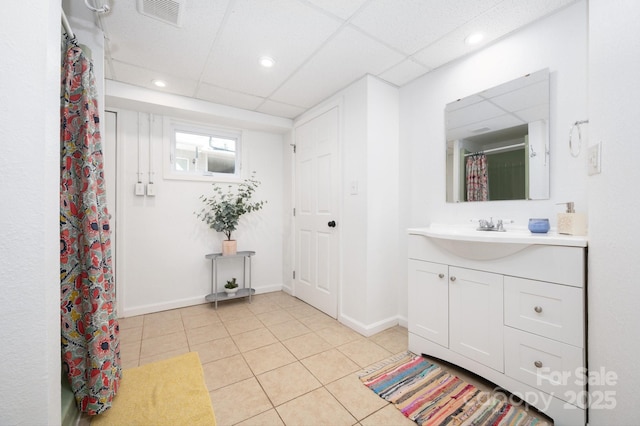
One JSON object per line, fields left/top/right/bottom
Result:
{"left": 65, "top": 0, "right": 578, "bottom": 120}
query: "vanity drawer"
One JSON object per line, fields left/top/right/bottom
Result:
{"left": 504, "top": 327, "right": 584, "bottom": 407}
{"left": 504, "top": 276, "right": 583, "bottom": 347}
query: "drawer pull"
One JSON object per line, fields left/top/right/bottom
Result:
{"left": 450, "top": 276, "right": 457, "bottom": 282}
{"left": 534, "top": 361, "right": 543, "bottom": 368}
{"left": 438, "top": 273, "right": 445, "bottom": 279}
{"left": 534, "top": 306, "right": 543, "bottom": 313}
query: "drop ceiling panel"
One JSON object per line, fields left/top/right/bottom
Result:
{"left": 414, "top": 0, "right": 577, "bottom": 68}
{"left": 446, "top": 94, "right": 484, "bottom": 112}
{"left": 271, "top": 26, "right": 405, "bottom": 107}
{"left": 305, "top": 0, "right": 370, "bottom": 20}
{"left": 350, "top": 0, "right": 503, "bottom": 54}
{"left": 256, "top": 100, "right": 307, "bottom": 119}
{"left": 105, "top": 0, "right": 229, "bottom": 80}
{"left": 448, "top": 115, "right": 525, "bottom": 141}
{"left": 377, "top": 59, "right": 430, "bottom": 87}
{"left": 89, "top": 0, "right": 582, "bottom": 119}
{"left": 412, "top": 27, "right": 497, "bottom": 70}
{"left": 196, "top": 83, "right": 265, "bottom": 111}
{"left": 200, "top": 0, "right": 342, "bottom": 98}
{"left": 109, "top": 60, "right": 198, "bottom": 96}
{"left": 490, "top": 80, "right": 548, "bottom": 113}
{"left": 447, "top": 101, "right": 506, "bottom": 130}
{"left": 514, "top": 104, "right": 549, "bottom": 123}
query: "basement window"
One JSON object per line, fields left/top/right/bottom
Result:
{"left": 166, "top": 121, "right": 241, "bottom": 181}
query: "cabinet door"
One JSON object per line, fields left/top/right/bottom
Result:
{"left": 408, "top": 260, "right": 449, "bottom": 347}
{"left": 449, "top": 267, "right": 504, "bottom": 372}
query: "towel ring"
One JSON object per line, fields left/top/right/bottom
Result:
{"left": 569, "top": 120, "right": 589, "bottom": 158}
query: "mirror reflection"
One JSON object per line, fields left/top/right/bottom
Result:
{"left": 445, "top": 69, "right": 550, "bottom": 202}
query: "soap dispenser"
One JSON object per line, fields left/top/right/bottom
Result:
{"left": 557, "top": 202, "right": 587, "bottom": 236}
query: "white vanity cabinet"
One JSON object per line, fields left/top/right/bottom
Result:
{"left": 407, "top": 229, "right": 587, "bottom": 426}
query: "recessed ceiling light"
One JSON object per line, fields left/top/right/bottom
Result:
{"left": 152, "top": 79, "right": 167, "bottom": 88}
{"left": 465, "top": 32, "right": 485, "bottom": 45}
{"left": 259, "top": 56, "right": 275, "bottom": 68}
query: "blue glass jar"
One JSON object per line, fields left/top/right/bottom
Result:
{"left": 528, "top": 218, "right": 550, "bottom": 233}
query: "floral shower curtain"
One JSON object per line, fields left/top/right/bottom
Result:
{"left": 466, "top": 153, "right": 489, "bottom": 201}
{"left": 60, "top": 40, "right": 121, "bottom": 415}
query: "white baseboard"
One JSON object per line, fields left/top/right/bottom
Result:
{"left": 120, "top": 284, "right": 284, "bottom": 317}
{"left": 121, "top": 295, "right": 207, "bottom": 317}
{"left": 397, "top": 315, "right": 408, "bottom": 329}
{"left": 254, "top": 283, "right": 284, "bottom": 294}
{"left": 339, "top": 313, "right": 400, "bottom": 337}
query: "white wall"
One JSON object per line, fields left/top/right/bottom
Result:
{"left": 113, "top": 110, "right": 285, "bottom": 316}
{"left": 401, "top": 1, "right": 588, "bottom": 228}
{"left": 588, "top": 1, "right": 640, "bottom": 423}
{"left": 399, "top": 1, "right": 589, "bottom": 319}
{"left": 365, "top": 78, "right": 401, "bottom": 327}
{"left": 335, "top": 77, "right": 369, "bottom": 325}
{"left": 295, "top": 75, "right": 401, "bottom": 335}
{"left": 0, "top": 2, "right": 61, "bottom": 424}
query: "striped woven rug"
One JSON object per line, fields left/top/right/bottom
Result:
{"left": 359, "top": 352, "right": 549, "bottom": 426}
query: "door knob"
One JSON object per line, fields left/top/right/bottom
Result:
{"left": 328, "top": 220, "right": 336, "bottom": 228}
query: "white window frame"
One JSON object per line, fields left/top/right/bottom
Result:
{"left": 163, "top": 119, "right": 242, "bottom": 182}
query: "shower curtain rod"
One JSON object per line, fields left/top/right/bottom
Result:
{"left": 61, "top": 7, "right": 75, "bottom": 40}
{"left": 62, "top": 0, "right": 111, "bottom": 40}
{"left": 464, "top": 142, "right": 525, "bottom": 157}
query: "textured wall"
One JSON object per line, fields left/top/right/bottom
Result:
{"left": 587, "top": 0, "right": 640, "bottom": 423}
{"left": 0, "top": 1, "right": 61, "bottom": 423}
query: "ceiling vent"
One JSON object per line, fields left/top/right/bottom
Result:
{"left": 137, "top": 0, "right": 185, "bottom": 27}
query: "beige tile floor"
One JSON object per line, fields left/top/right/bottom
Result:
{"left": 106, "top": 291, "right": 551, "bottom": 426}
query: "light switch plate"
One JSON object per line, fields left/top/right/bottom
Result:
{"left": 350, "top": 180, "right": 359, "bottom": 195}
{"left": 588, "top": 142, "right": 601, "bottom": 175}
{"left": 146, "top": 183, "right": 156, "bottom": 196}
{"left": 135, "top": 182, "right": 145, "bottom": 196}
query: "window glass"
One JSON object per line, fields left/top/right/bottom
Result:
{"left": 168, "top": 122, "right": 241, "bottom": 180}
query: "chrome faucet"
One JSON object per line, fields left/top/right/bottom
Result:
{"left": 477, "top": 217, "right": 506, "bottom": 232}
{"left": 478, "top": 217, "right": 494, "bottom": 230}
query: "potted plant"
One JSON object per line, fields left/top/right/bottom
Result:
{"left": 224, "top": 278, "right": 239, "bottom": 295}
{"left": 196, "top": 173, "right": 265, "bottom": 255}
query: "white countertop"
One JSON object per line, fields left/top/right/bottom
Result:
{"left": 408, "top": 224, "right": 588, "bottom": 247}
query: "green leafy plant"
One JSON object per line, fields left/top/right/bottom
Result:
{"left": 225, "top": 278, "right": 238, "bottom": 289}
{"left": 196, "top": 173, "right": 266, "bottom": 240}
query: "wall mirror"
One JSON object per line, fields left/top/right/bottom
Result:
{"left": 445, "top": 69, "right": 550, "bottom": 202}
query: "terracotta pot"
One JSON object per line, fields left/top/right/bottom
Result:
{"left": 222, "top": 240, "right": 237, "bottom": 256}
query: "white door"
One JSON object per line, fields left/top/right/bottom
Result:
{"left": 294, "top": 107, "right": 340, "bottom": 318}
{"left": 449, "top": 267, "right": 504, "bottom": 371}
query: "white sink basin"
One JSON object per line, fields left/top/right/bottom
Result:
{"left": 408, "top": 224, "right": 587, "bottom": 260}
